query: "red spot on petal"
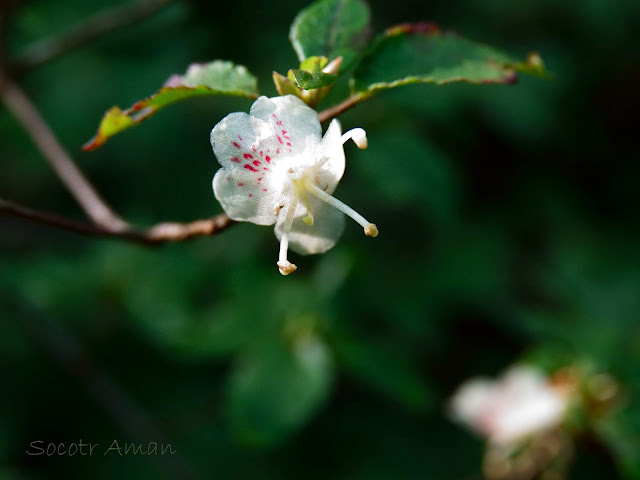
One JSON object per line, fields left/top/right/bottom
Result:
{"left": 276, "top": 149, "right": 280, "bottom": 154}
{"left": 265, "top": 155, "right": 271, "bottom": 163}
{"left": 286, "top": 142, "right": 291, "bottom": 146}
{"left": 257, "top": 177, "right": 263, "bottom": 181}
{"left": 276, "top": 120, "right": 282, "bottom": 126}
{"left": 281, "top": 130, "right": 287, "bottom": 134}
{"left": 244, "top": 164, "right": 258, "bottom": 172}
{"left": 233, "top": 142, "right": 241, "bottom": 149}
{"left": 231, "top": 157, "right": 240, "bottom": 163}
{"left": 259, "top": 150, "right": 263, "bottom": 156}
{"left": 243, "top": 153, "right": 254, "bottom": 159}
{"left": 248, "top": 193, "right": 253, "bottom": 198}
{"left": 271, "top": 113, "right": 276, "bottom": 118}
{"left": 237, "top": 182, "right": 244, "bottom": 186}
{"left": 253, "top": 160, "right": 261, "bottom": 166}
{"left": 252, "top": 145, "right": 257, "bottom": 152}
{"left": 238, "top": 135, "right": 243, "bottom": 141}
{"left": 263, "top": 167, "right": 270, "bottom": 171}
{"left": 277, "top": 136, "right": 284, "bottom": 145}
{"left": 263, "top": 188, "right": 268, "bottom": 192}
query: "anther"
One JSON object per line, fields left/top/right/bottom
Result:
{"left": 341, "top": 128, "right": 368, "bottom": 149}
{"left": 278, "top": 261, "right": 297, "bottom": 275}
{"left": 364, "top": 223, "right": 378, "bottom": 237}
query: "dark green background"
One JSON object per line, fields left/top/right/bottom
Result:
{"left": 1, "top": 0, "right": 639, "bottom": 479}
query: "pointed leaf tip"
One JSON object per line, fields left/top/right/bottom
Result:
{"left": 351, "top": 22, "right": 549, "bottom": 95}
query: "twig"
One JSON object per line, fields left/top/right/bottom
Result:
{"left": 318, "top": 93, "right": 365, "bottom": 123}
{"left": 0, "top": 197, "right": 151, "bottom": 244}
{"left": 0, "top": 197, "right": 236, "bottom": 245}
{"left": 9, "top": 0, "right": 174, "bottom": 72}
{"left": 1, "top": 77, "right": 129, "bottom": 230}
{"left": 0, "top": 77, "right": 236, "bottom": 245}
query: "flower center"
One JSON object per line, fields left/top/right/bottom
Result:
{"left": 277, "top": 128, "right": 378, "bottom": 276}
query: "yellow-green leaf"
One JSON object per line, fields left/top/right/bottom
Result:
{"left": 83, "top": 61, "right": 258, "bottom": 151}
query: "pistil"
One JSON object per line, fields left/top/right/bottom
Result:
{"left": 277, "top": 196, "right": 299, "bottom": 275}
{"left": 292, "top": 177, "right": 315, "bottom": 226}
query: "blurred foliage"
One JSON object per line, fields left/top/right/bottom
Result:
{"left": 1, "top": 0, "right": 640, "bottom": 479}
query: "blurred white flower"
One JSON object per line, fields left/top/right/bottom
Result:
{"left": 210, "top": 95, "right": 377, "bottom": 275}
{"left": 449, "top": 365, "right": 570, "bottom": 445}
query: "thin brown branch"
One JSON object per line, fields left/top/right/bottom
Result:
{"left": 0, "top": 197, "right": 236, "bottom": 245}
{"left": 318, "top": 93, "right": 366, "bottom": 123}
{"left": 9, "top": 0, "right": 174, "bottom": 72}
{"left": 0, "top": 197, "right": 151, "bottom": 244}
{"left": 146, "top": 216, "right": 237, "bottom": 242}
{"left": 1, "top": 77, "right": 129, "bottom": 230}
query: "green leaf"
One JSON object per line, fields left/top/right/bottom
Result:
{"left": 227, "top": 336, "right": 333, "bottom": 446}
{"left": 594, "top": 409, "right": 640, "bottom": 479}
{"left": 290, "top": 69, "right": 337, "bottom": 90}
{"left": 83, "top": 61, "right": 258, "bottom": 150}
{"left": 352, "top": 22, "right": 548, "bottom": 95}
{"left": 289, "top": 0, "right": 371, "bottom": 71}
{"left": 334, "top": 335, "right": 432, "bottom": 412}
{"left": 299, "top": 56, "right": 329, "bottom": 73}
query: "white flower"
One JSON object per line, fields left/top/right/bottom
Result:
{"left": 449, "top": 366, "right": 569, "bottom": 445}
{"left": 211, "top": 95, "right": 377, "bottom": 275}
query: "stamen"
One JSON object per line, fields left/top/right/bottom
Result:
{"left": 304, "top": 179, "right": 378, "bottom": 237}
{"left": 277, "top": 197, "right": 299, "bottom": 275}
{"left": 341, "top": 128, "right": 368, "bottom": 149}
{"left": 307, "top": 155, "right": 330, "bottom": 175}
{"left": 306, "top": 128, "right": 366, "bottom": 179}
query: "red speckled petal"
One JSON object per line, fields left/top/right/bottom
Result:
{"left": 213, "top": 168, "right": 290, "bottom": 225}
{"left": 250, "top": 95, "right": 321, "bottom": 157}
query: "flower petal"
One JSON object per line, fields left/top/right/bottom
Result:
{"left": 315, "top": 119, "right": 346, "bottom": 195}
{"left": 211, "top": 110, "right": 295, "bottom": 225}
{"left": 275, "top": 194, "right": 346, "bottom": 255}
{"left": 213, "top": 168, "right": 285, "bottom": 225}
{"left": 211, "top": 112, "right": 278, "bottom": 170}
{"left": 250, "top": 95, "right": 321, "bottom": 156}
